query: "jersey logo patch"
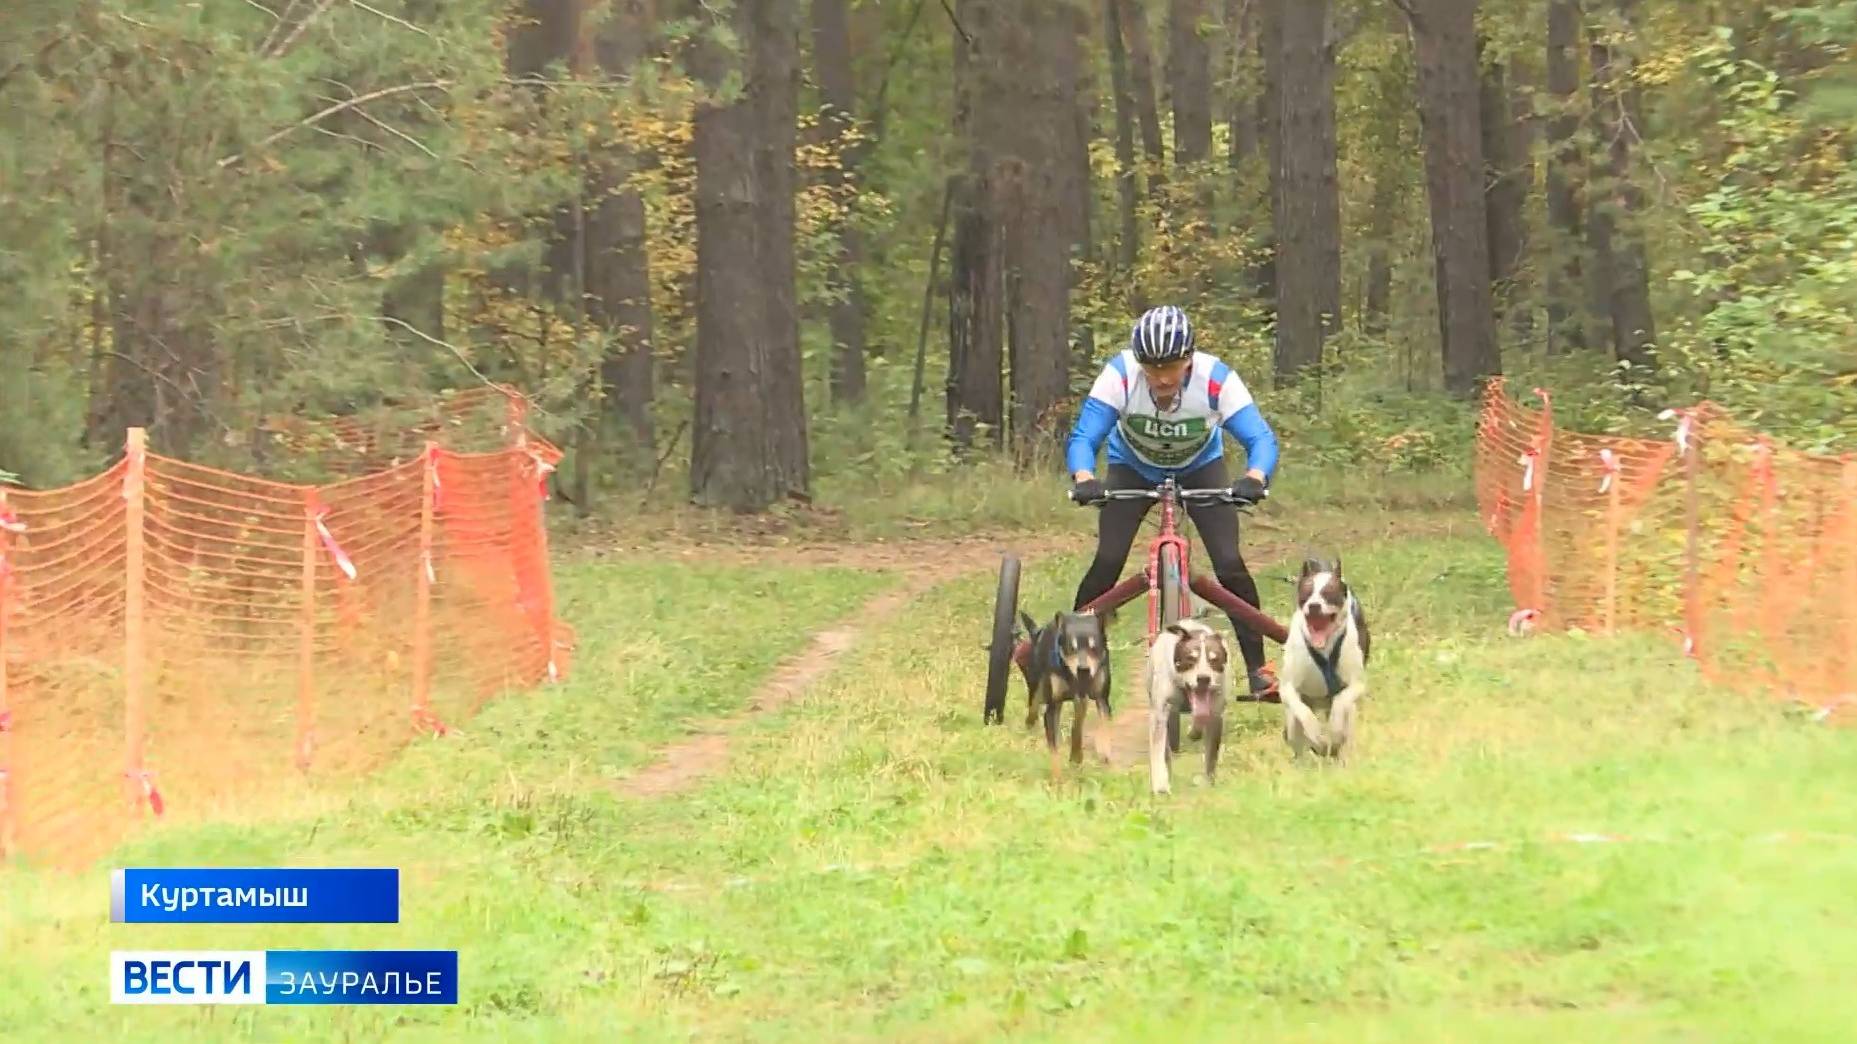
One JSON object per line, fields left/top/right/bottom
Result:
{"left": 1120, "top": 414, "right": 1211, "bottom": 467}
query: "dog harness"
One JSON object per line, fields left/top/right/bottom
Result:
{"left": 1306, "top": 639, "right": 1345, "bottom": 698}
{"left": 1304, "top": 596, "right": 1356, "bottom": 697}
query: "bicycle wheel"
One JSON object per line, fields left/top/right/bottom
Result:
{"left": 1158, "top": 544, "right": 1186, "bottom": 752}
{"left": 983, "top": 553, "right": 1022, "bottom": 725}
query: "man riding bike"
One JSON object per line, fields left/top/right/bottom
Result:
{"left": 1065, "top": 304, "right": 1280, "bottom": 698}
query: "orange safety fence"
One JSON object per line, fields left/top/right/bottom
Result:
{"left": 1476, "top": 377, "right": 1857, "bottom": 722}
{"left": 0, "top": 386, "right": 573, "bottom": 869}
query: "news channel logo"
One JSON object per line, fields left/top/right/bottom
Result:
{"left": 108, "top": 866, "right": 458, "bottom": 1006}
{"left": 111, "top": 950, "right": 458, "bottom": 1005}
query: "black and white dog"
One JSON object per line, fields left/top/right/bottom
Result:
{"left": 1146, "top": 618, "right": 1233, "bottom": 794}
{"left": 1018, "top": 610, "right": 1113, "bottom": 777}
{"left": 1278, "top": 557, "right": 1371, "bottom": 762}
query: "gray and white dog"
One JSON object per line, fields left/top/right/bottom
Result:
{"left": 1146, "top": 617, "right": 1233, "bottom": 794}
{"left": 1278, "top": 557, "right": 1371, "bottom": 762}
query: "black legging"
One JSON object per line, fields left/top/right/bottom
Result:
{"left": 1073, "top": 458, "right": 1267, "bottom": 674}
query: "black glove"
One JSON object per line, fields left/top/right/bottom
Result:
{"left": 1231, "top": 475, "right": 1267, "bottom": 504}
{"left": 1070, "top": 478, "right": 1104, "bottom": 505}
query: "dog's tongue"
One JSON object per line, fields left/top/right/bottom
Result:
{"left": 1189, "top": 691, "right": 1213, "bottom": 731}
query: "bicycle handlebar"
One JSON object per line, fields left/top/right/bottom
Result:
{"left": 1071, "top": 485, "right": 1266, "bottom": 509}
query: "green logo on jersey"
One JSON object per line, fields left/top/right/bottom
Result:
{"left": 1120, "top": 414, "right": 1211, "bottom": 466}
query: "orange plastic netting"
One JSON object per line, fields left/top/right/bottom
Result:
{"left": 1476, "top": 377, "right": 1857, "bottom": 721}
{"left": 0, "top": 387, "right": 572, "bottom": 869}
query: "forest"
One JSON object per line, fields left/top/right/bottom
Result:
{"left": 2, "top": 0, "right": 1853, "bottom": 505}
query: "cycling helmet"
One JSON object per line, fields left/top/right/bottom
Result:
{"left": 1129, "top": 305, "right": 1195, "bottom": 364}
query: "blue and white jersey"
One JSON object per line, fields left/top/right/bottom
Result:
{"left": 1064, "top": 349, "right": 1279, "bottom": 483}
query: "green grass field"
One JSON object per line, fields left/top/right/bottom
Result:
{"left": 5, "top": 493, "right": 1856, "bottom": 1041}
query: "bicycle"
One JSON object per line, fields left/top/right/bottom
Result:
{"left": 983, "top": 478, "right": 1291, "bottom": 750}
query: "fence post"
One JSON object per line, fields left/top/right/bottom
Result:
{"left": 504, "top": 395, "right": 558, "bottom": 682}
{"left": 1683, "top": 417, "right": 1702, "bottom": 656}
{"left": 296, "top": 488, "right": 318, "bottom": 771}
{"left": 123, "top": 427, "right": 149, "bottom": 813}
{"left": 1603, "top": 451, "right": 1621, "bottom": 635}
{"left": 1844, "top": 458, "right": 1857, "bottom": 702}
{"left": 411, "top": 443, "right": 436, "bottom": 728}
{"left": 0, "top": 487, "right": 14, "bottom": 856}
{"left": 1530, "top": 397, "right": 1554, "bottom": 618}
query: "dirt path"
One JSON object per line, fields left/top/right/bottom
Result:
{"left": 611, "top": 510, "right": 1455, "bottom": 797}
{"left": 614, "top": 540, "right": 1014, "bottom": 798}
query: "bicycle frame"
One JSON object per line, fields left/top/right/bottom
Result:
{"left": 1009, "top": 479, "right": 1288, "bottom": 674}
{"left": 1143, "top": 480, "right": 1194, "bottom": 642}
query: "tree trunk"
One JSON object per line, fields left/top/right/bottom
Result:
{"left": 1544, "top": 0, "right": 1586, "bottom": 353}
{"left": 754, "top": 0, "right": 808, "bottom": 491}
{"left": 1588, "top": 0, "right": 1657, "bottom": 369}
{"left": 1225, "top": 0, "right": 1258, "bottom": 168}
{"left": 1169, "top": 0, "right": 1213, "bottom": 166}
{"left": 1271, "top": 0, "right": 1340, "bottom": 381}
{"left": 590, "top": 185, "right": 656, "bottom": 459}
{"left": 1359, "top": 28, "right": 1412, "bottom": 338}
{"left": 947, "top": 0, "right": 1006, "bottom": 451}
{"left": 1105, "top": 0, "right": 1140, "bottom": 270}
{"left": 1252, "top": 0, "right": 1280, "bottom": 312}
{"left": 507, "top": 0, "right": 584, "bottom": 79}
{"left": 948, "top": 175, "right": 1006, "bottom": 451}
{"left": 508, "top": 0, "right": 588, "bottom": 307}
{"left": 1361, "top": 149, "right": 1397, "bottom": 338}
{"left": 590, "top": 0, "right": 657, "bottom": 466}
{"left": 1479, "top": 44, "right": 1526, "bottom": 323}
{"left": 1067, "top": 1, "right": 1098, "bottom": 370}
{"left": 1406, "top": 0, "right": 1500, "bottom": 396}
{"left": 98, "top": 56, "right": 220, "bottom": 454}
{"left": 810, "top": 0, "right": 870, "bottom": 404}
{"left": 689, "top": 0, "right": 809, "bottom": 509}
{"left": 1004, "top": 0, "right": 1079, "bottom": 457}
{"left": 1118, "top": 0, "right": 1166, "bottom": 176}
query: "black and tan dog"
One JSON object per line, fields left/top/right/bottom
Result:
{"left": 1017, "top": 609, "right": 1113, "bottom": 778}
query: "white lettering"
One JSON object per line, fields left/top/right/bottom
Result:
{"left": 382, "top": 971, "right": 402, "bottom": 994}
{"left": 283, "top": 887, "right": 310, "bottom": 908}
{"left": 426, "top": 971, "right": 444, "bottom": 994}
{"left": 140, "top": 883, "right": 160, "bottom": 908}
{"left": 110, "top": 951, "right": 265, "bottom": 1006}
{"left": 258, "top": 888, "right": 278, "bottom": 907}
{"left": 235, "top": 887, "right": 256, "bottom": 905}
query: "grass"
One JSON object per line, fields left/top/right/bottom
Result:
{"left": 6, "top": 499, "right": 1856, "bottom": 1041}
{"left": 0, "top": 556, "right": 890, "bottom": 1038}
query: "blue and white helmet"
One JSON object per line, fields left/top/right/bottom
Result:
{"left": 1129, "top": 305, "right": 1195, "bottom": 364}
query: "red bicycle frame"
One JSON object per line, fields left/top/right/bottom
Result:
{"left": 1011, "top": 481, "right": 1287, "bottom": 673}
{"left": 1144, "top": 487, "right": 1193, "bottom": 642}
